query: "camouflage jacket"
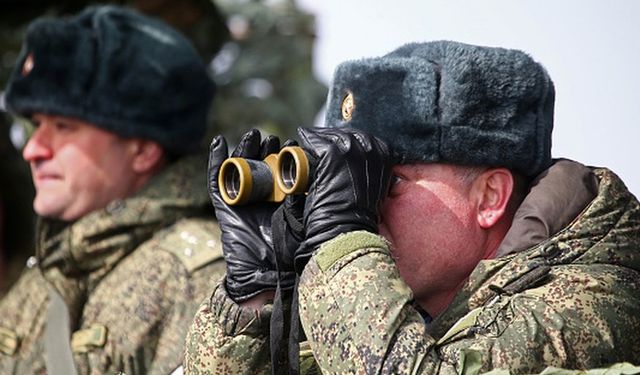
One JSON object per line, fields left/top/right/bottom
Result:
{"left": 0, "top": 154, "right": 225, "bottom": 375}
{"left": 479, "top": 362, "right": 640, "bottom": 375}
{"left": 185, "top": 161, "right": 640, "bottom": 374}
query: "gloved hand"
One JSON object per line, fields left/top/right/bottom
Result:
{"left": 293, "top": 127, "right": 393, "bottom": 272}
{"left": 208, "top": 129, "right": 296, "bottom": 302}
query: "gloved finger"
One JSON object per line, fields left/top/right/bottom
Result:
{"left": 260, "top": 135, "right": 280, "bottom": 159}
{"left": 312, "top": 127, "right": 355, "bottom": 153}
{"left": 366, "top": 136, "right": 393, "bottom": 210}
{"left": 337, "top": 127, "right": 374, "bottom": 152}
{"left": 208, "top": 135, "right": 229, "bottom": 196}
{"left": 371, "top": 135, "right": 391, "bottom": 158}
{"left": 297, "top": 127, "right": 343, "bottom": 158}
{"left": 232, "top": 129, "right": 262, "bottom": 159}
{"left": 282, "top": 138, "right": 298, "bottom": 148}
{"left": 363, "top": 134, "right": 389, "bottom": 170}
{"left": 297, "top": 127, "right": 322, "bottom": 159}
{"left": 351, "top": 131, "right": 373, "bottom": 152}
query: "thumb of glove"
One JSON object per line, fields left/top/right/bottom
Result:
{"left": 207, "top": 135, "right": 229, "bottom": 201}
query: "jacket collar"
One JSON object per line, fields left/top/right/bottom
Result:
{"left": 429, "top": 160, "right": 640, "bottom": 338}
{"left": 496, "top": 159, "right": 598, "bottom": 257}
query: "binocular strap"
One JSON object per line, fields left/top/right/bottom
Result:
{"left": 270, "top": 205, "right": 302, "bottom": 375}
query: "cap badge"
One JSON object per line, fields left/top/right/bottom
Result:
{"left": 21, "top": 53, "right": 34, "bottom": 76}
{"left": 341, "top": 91, "right": 355, "bottom": 121}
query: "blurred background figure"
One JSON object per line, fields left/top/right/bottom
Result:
{"left": 0, "top": 0, "right": 327, "bottom": 140}
{"left": 0, "top": 0, "right": 327, "bottom": 293}
{"left": 0, "top": 3, "right": 315, "bottom": 373}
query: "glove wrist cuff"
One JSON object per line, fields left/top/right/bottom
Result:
{"left": 226, "top": 271, "right": 297, "bottom": 302}
{"left": 210, "top": 282, "right": 274, "bottom": 337}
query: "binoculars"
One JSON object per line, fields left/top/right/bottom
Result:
{"left": 218, "top": 146, "right": 310, "bottom": 205}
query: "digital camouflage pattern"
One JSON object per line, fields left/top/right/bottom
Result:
{"left": 477, "top": 362, "right": 640, "bottom": 375}
{"left": 185, "top": 164, "right": 640, "bottom": 373}
{"left": 184, "top": 259, "right": 324, "bottom": 374}
{"left": 184, "top": 281, "right": 322, "bottom": 374}
{"left": 298, "top": 166, "right": 640, "bottom": 373}
{"left": 185, "top": 283, "right": 273, "bottom": 374}
{"left": 0, "top": 153, "right": 225, "bottom": 374}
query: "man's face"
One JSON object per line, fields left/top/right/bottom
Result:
{"left": 378, "top": 163, "right": 486, "bottom": 311}
{"left": 23, "top": 114, "right": 140, "bottom": 221}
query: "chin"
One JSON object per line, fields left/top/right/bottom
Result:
{"left": 33, "top": 201, "right": 66, "bottom": 220}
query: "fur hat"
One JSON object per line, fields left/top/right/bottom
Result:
{"left": 325, "top": 41, "right": 555, "bottom": 176}
{"left": 4, "top": 5, "right": 215, "bottom": 155}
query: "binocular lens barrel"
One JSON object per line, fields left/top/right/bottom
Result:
{"left": 218, "top": 147, "right": 309, "bottom": 205}
{"left": 277, "top": 147, "right": 309, "bottom": 195}
{"left": 279, "top": 152, "right": 298, "bottom": 189}
{"left": 223, "top": 165, "right": 242, "bottom": 200}
{"left": 219, "top": 158, "right": 277, "bottom": 205}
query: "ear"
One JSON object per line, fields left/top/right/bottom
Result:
{"left": 473, "top": 168, "right": 514, "bottom": 229}
{"left": 129, "top": 139, "right": 166, "bottom": 174}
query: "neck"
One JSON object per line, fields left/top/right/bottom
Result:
{"left": 418, "top": 286, "right": 462, "bottom": 317}
{"left": 420, "top": 225, "right": 509, "bottom": 318}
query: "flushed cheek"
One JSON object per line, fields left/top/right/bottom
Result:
{"left": 380, "top": 205, "right": 410, "bottom": 242}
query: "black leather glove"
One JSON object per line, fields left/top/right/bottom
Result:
{"left": 294, "top": 127, "right": 393, "bottom": 272}
{"left": 208, "top": 129, "right": 296, "bottom": 302}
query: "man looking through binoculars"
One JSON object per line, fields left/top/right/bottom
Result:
{"left": 186, "top": 41, "right": 640, "bottom": 373}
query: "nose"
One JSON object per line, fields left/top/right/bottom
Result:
{"left": 22, "top": 125, "right": 53, "bottom": 162}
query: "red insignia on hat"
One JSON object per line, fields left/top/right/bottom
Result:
{"left": 22, "top": 53, "right": 34, "bottom": 76}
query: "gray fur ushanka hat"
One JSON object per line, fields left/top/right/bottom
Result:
{"left": 4, "top": 5, "right": 215, "bottom": 155}
{"left": 325, "top": 41, "right": 555, "bottom": 177}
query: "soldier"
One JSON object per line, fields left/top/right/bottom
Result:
{"left": 0, "top": 5, "right": 225, "bottom": 374}
{"left": 185, "top": 41, "right": 640, "bottom": 373}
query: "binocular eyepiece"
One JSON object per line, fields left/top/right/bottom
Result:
{"left": 218, "top": 146, "right": 310, "bottom": 205}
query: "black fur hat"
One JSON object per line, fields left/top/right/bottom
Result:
{"left": 4, "top": 5, "right": 215, "bottom": 155}
{"left": 325, "top": 41, "right": 555, "bottom": 177}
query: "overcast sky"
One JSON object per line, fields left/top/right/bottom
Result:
{"left": 297, "top": 0, "right": 640, "bottom": 196}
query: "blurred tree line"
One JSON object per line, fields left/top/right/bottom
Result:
{"left": 0, "top": 0, "right": 327, "bottom": 296}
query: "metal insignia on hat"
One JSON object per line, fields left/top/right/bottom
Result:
{"left": 341, "top": 91, "right": 355, "bottom": 121}
{"left": 21, "top": 53, "right": 34, "bottom": 76}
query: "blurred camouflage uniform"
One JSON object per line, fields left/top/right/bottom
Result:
{"left": 184, "top": 162, "right": 640, "bottom": 373}
{"left": 0, "top": 0, "right": 226, "bottom": 299}
{"left": 479, "top": 362, "right": 640, "bottom": 375}
{"left": 0, "top": 5, "right": 226, "bottom": 374}
{"left": 0, "top": 153, "right": 225, "bottom": 374}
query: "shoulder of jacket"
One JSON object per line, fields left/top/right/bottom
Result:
{"left": 149, "top": 217, "right": 223, "bottom": 274}
{"left": 0, "top": 267, "right": 50, "bottom": 356}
